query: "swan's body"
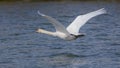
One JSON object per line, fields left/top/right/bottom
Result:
{"left": 37, "top": 8, "right": 107, "bottom": 41}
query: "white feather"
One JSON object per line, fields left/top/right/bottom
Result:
{"left": 37, "top": 8, "right": 107, "bottom": 40}
{"left": 38, "top": 11, "right": 69, "bottom": 35}
{"left": 66, "top": 8, "right": 107, "bottom": 35}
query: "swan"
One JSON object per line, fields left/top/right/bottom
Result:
{"left": 36, "top": 8, "right": 107, "bottom": 41}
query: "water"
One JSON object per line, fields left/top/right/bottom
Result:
{"left": 0, "top": 2, "right": 120, "bottom": 68}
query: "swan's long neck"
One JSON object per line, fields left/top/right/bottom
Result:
{"left": 37, "top": 29, "right": 56, "bottom": 36}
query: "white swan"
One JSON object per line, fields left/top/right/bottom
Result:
{"left": 37, "top": 8, "right": 107, "bottom": 41}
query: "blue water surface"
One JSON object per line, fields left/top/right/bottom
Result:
{"left": 0, "top": 2, "right": 120, "bottom": 68}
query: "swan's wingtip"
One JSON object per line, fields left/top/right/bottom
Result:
{"left": 101, "top": 8, "right": 105, "bottom": 10}
{"left": 37, "top": 11, "right": 45, "bottom": 16}
{"left": 100, "top": 8, "right": 107, "bottom": 13}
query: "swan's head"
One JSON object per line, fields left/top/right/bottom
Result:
{"left": 36, "top": 28, "right": 43, "bottom": 33}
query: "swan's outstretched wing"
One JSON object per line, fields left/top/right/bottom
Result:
{"left": 38, "top": 11, "right": 69, "bottom": 34}
{"left": 67, "top": 8, "right": 107, "bottom": 35}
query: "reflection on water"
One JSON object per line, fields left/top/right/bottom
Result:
{"left": 0, "top": 2, "right": 120, "bottom": 68}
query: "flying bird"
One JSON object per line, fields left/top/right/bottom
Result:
{"left": 37, "top": 8, "right": 107, "bottom": 41}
